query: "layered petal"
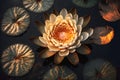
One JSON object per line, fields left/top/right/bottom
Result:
{"left": 81, "top": 32, "right": 89, "bottom": 41}
{"left": 54, "top": 53, "right": 65, "bottom": 64}
{"left": 58, "top": 50, "right": 69, "bottom": 57}
{"left": 82, "top": 15, "right": 91, "bottom": 28}
{"left": 60, "top": 8, "right": 68, "bottom": 18}
{"left": 39, "top": 48, "right": 56, "bottom": 58}
{"left": 49, "top": 14, "right": 56, "bottom": 23}
{"left": 30, "top": 37, "right": 46, "bottom": 47}
{"left": 76, "top": 45, "right": 91, "bottom": 55}
{"left": 35, "top": 21, "right": 45, "bottom": 34}
{"left": 67, "top": 52, "right": 79, "bottom": 65}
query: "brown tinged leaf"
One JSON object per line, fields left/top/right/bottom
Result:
{"left": 91, "top": 26, "right": 114, "bottom": 45}
{"left": 54, "top": 53, "right": 65, "bottom": 64}
{"left": 35, "top": 20, "right": 45, "bottom": 34}
{"left": 82, "top": 15, "right": 91, "bottom": 28}
{"left": 69, "top": 8, "right": 77, "bottom": 15}
{"left": 43, "top": 12, "right": 49, "bottom": 20}
{"left": 76, "top": 45, "right": 91, "bottom": 55}
{"left": 67, "top": 52, "right": 79, "bottom": 65}
{"left": 29, "top": 36, "right": 47, "bottom": 47}
{"left": 39, "top": 48, "right": 57, "bottom": 58}
{"left": 52, "top": 9, "right": 59, "bottom": 15}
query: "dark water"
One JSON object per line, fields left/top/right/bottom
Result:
{"left": 0, "top": 0, "right": 120, "bottom": 80}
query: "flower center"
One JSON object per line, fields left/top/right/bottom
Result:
{"left": 51, "top": 22, "right": 75, "bottom": 43}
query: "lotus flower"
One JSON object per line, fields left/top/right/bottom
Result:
{"left": 31, "top": 8, "right": 93, "bottom": 65}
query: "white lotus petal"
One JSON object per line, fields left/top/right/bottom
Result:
{"left": 32, "top": 37, "right": 47, "bottom": 47}
{"left": 77, "top": 25, "right": 82, "bottom": 37}
{"left": 87, "top": 28, "right": 94, "bottom": 36}
{"left": 60, "top": 49, "right": 66, "bottom": 52}
{"left": 69, "top": 49, "right": 76, "bottom": 53}
{"left": 39, "top": 36, "right": 47, "bottom": 45}
{"left": 58, "top": 50, "right": 69, "bottom": 56}
{"left": 81, "top": 32, "right": 90, "bottom": 41}
{"left": 65, "top": 13, "right": 73, "bottom": 18}
{"left": 77, "top": 17, "right": 84, "bottom": 25}
{"left": 68, "top": 45, "right": 77, "bottom": 49}
{"left": 50, "top": 14, "right": 56, "bottom": 23}
{"left": 79, "top": 35, "right": 83, "bottom": 41}
{"left": 73, "top": 14, "right": 78, "bottom": 23}
{"left": 45, "top": 20, "right": 53, "bottom": 33}
{"left": 48, "top": 45, "right": 60, "bottom": 51}
{"left": 60, "top": 8, "right": 68, "bottom": 18}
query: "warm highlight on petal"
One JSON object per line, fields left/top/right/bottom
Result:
{"left": 54, "top": 53, "right": 65, "bottom": 64}
{"left": 39, "top": 48, "right": 56, "bottom": 58}
{"left": 67, "top": 52, "right": 79, "bottom": 65}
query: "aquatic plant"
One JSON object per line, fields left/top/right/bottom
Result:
{"left": 43, "top": 66, "right": 77, "bottom": 80}
{"left": 72, "top": 0, "right": 98, "bottom": 8}
{"left": 23, "top": 0, "right": 54, "bottom": 13}
{"left": 1, "top": 44, "right": 35, "bottom": 76}
{"left": 1, "top": 7, "right": 30, "bottom": 36}
{"left": 83, "top": 59, "right": 116, "bottom": 80}
{"left": 99, "top": 0, "right": 120, "bottom": 22}
{"left": 31, "top": 8, "right": 94, "bottom": 65}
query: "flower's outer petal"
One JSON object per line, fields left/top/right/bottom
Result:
{"left": 67, "top": 52, "right": 79, "bottom": 65}
{"left": 60, "top": 8, "right": 68, "bottom": 18}
{"left": 81, "top": 32, "right": 89, "bottom": 41}
{"left": 54, "top": 15, "right": 63, "bottom": 25}
{"left": 77, "top": 25, "right": 82, "bottom": 37}
{"left": 73, "top": 14, "right": 78, "bottom": 23}
{"left": 58, "top": 50, "right": 69, "bottom": 57}
{"left": 39, "top": 36, "right": 47, "bottom": 45}
{"left": 77, "top": 17, "right": 84, "bottom": 26}
{"left": 82, "top": 15, "right": 91, "bottom": 28}
{"left": 68, "top": 39, "right": 81, "bottom": 49}
{"left": 50, "top": 14, "right": 56, "bottom": 23}
{"left": 68, "top": 45, "right": 77, "bottom": 50}
{"left": 48, "top": 44, "right": 60, "bottom": 52}
{"left": 43, "top": 13, "right": 49, "bottom": 20}
{"left": 69, "top": 8, "right": 77, "bottom": 15}
{"left": 30, "top": 37, "right": 47, "bottom": 47}
{"left": 76, "top": 45, "right": 91, "bottom": 55}
{"left": 52, "top": 9, "right": 59, "bottom": 15}
{"left": 65, "top": 13, "right": 73, "bottom": 19}
{"left": 54, "top": 53, "right": 65, "bottom": 64}
{"left": 69, "top": 49, "right": 76, "bottom": 53}
{"left": 35, "top": 21, "right": 45, "bottom": 34}
{"left": 87, "top": 28, "right": 94, "bottom": 36}
{"left": 45, "top": 20, "right": 53, "bottom": 33}
{"left": 39, "top": 48, "right": 56, "bottom": 58}
{"left": 79, "top": 35, "right": 83, "bottom": 41}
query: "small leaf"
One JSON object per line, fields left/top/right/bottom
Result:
{"left": 67, "top": 52, "right": 79, "bottom": 65}
{"left": 54, "top": 53, "right": 64, "bottom": 64}
{"left": 83, "top": 15, "right": 91, "bottom": 28}
{"left": 39, "top": 48, "right": 56, "bottom": 58}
